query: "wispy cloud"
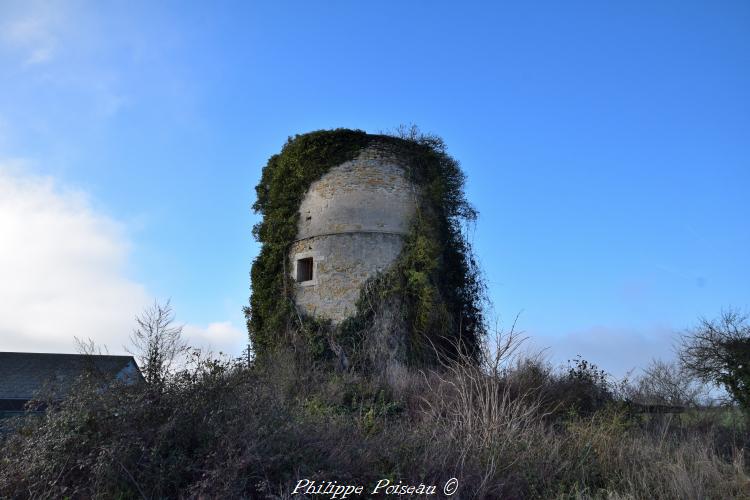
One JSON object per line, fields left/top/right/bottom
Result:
{"left": 182, "top": 322, "right": 247, "bottom": 358}
{"left": 1, "top": 3, "right": 64, "bottom": 66}
{"left": 526, "top": 324, "right": 679, "bottom": 378}
{"left": 1, "top": 1, "right": 129, "bottom": 121}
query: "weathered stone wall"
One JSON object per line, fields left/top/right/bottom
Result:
{"left": 290, "top": 144, "right": 418, "bottom": 323}
{"left": 296, "top": 144, "right": 417, "bottom": 240}
{"left": 290, "top": 232, "right": 405, "bottom": 322}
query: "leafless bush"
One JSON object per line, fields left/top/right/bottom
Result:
{"left": 416, "top": 326, "right": 545, "bottom": 492}
{"left": 128, "top": 300, "right": 188, "bottom": 385}
{"left": 626, "top": 359, "right": 708, "bottom": 407}
{"left": 3, "top": 307, "right": 749, "bottom": 499}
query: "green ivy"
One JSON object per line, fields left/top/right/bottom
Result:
{"left": 246, "top": 128, "right": 486, "bottom": 365}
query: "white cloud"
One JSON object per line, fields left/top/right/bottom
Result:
{"left": 0, "top": 161, "right": 149, "bottom": 353}
{"left": 0, "top": 161, "right": 247, "bottom": 359}
{"left": 1, "top": 2, "right": 127, "bottom": 119}
{"left": 182, "top": 321, "right": 247, "bottom": 358}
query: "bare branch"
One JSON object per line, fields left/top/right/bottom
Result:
{"left": 127, "top": 300, "right": 188, "bottom": 385}
{"left": 678, "top": 309, "right": 750, "bottom": 410}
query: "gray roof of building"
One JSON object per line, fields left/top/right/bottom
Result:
{"left": 0, "top": 352, "right": 142, "bottom": 400}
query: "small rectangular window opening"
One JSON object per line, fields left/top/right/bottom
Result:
{"left": 296, "top": 257, "right": 313, "bottom": 282}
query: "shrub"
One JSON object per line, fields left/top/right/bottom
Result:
{"left": 2, "top": 341, "right": 748, "bottom": 499}
{"left": 679, "top": 310, "right": 750, "bottom": 413}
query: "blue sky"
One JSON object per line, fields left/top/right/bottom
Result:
{"left": 1, "top": 1, "right": 748, "bottom": 376}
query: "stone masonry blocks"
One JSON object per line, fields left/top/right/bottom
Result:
{"left": 290, "top": 144, "right": 418, "bottom": 323}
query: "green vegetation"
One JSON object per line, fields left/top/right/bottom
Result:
{"left": 2, "top": 331, "right": 748, "bottom": 499}
{"left": 247, "top": 129, "right": 371, "bottom": 355}
{"left": 246, "top": 128, "right": 485, "bottom": 367}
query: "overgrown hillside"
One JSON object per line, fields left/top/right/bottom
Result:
{"left": 2, "top": 329, "right": 748, "bottom": 499}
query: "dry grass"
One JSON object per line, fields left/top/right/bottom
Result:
{"left": 1, "top": 333, "right": 749, "bottom": 499}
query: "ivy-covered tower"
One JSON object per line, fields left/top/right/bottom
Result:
{"left": 290, "top": 143, "right": 418, "bottom": 323}
{"left": 248, "top": 129, "right": 484, "bottom": 366}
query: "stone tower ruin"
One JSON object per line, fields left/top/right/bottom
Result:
{"left": 289, "top": 143, "right": 419, "bottom": 323}
{"left": 249, "top": 129, "right": 484, "bottom": 363}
